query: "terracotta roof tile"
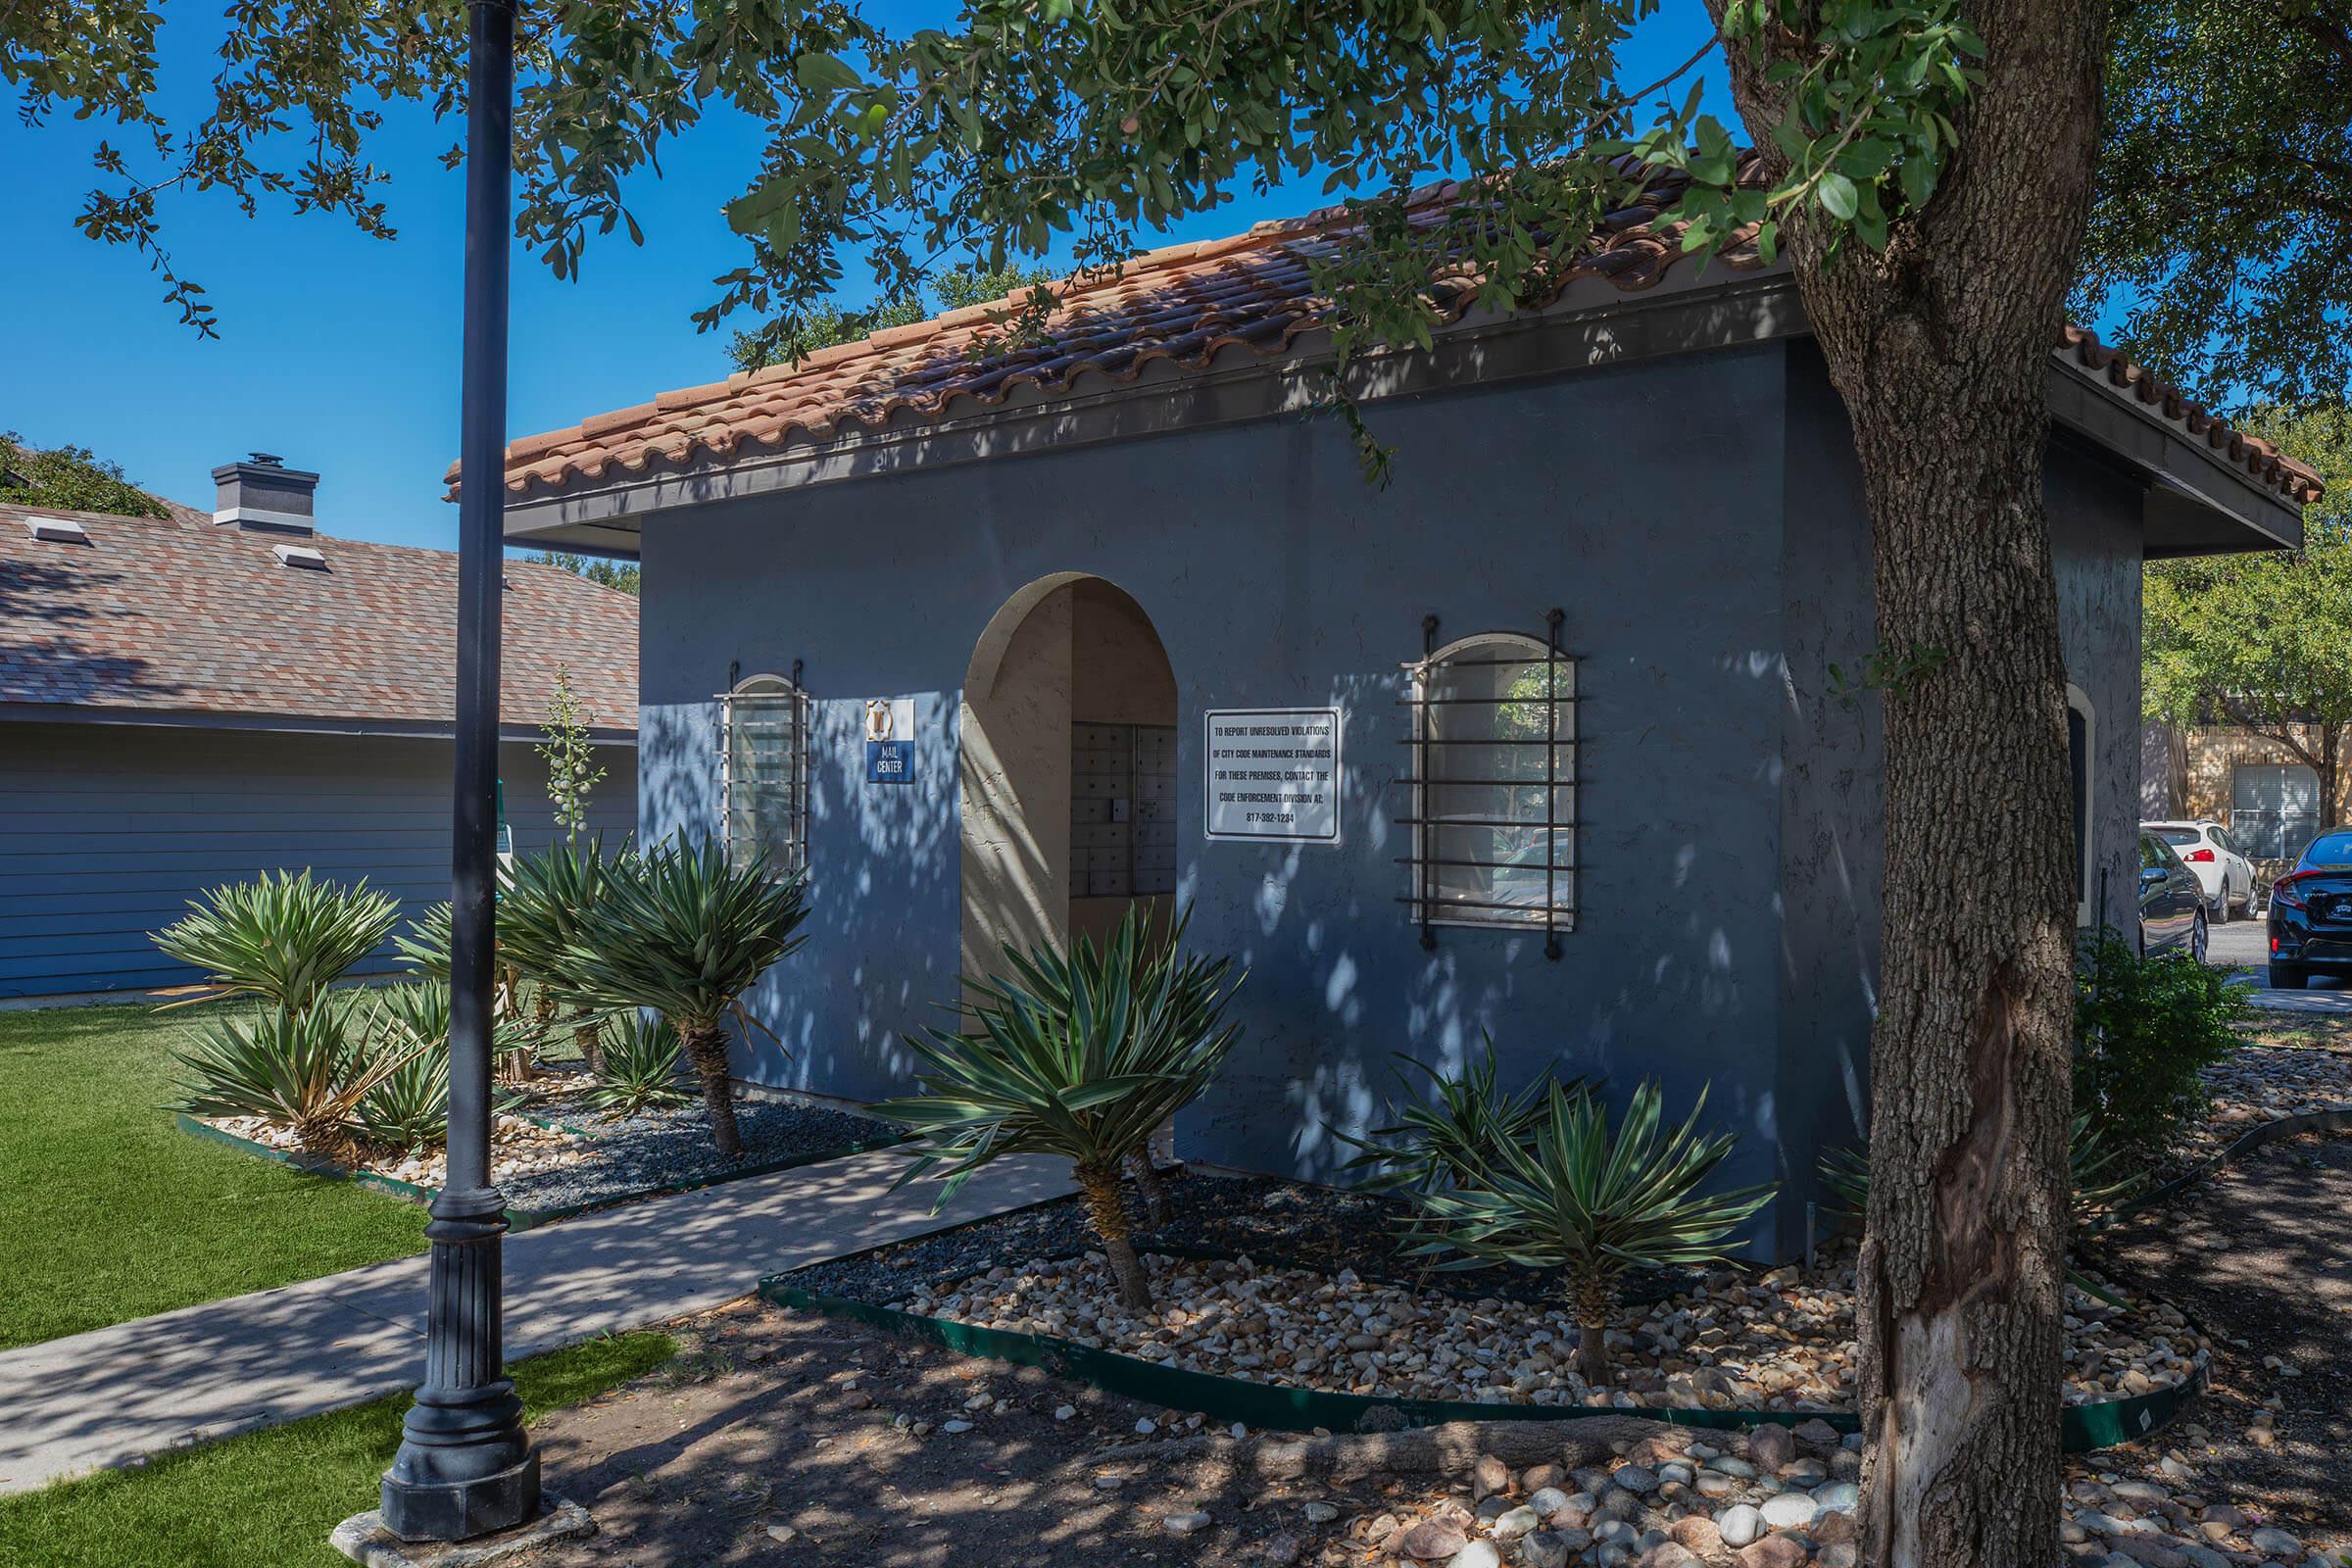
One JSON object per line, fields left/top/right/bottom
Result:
{"left": 0, "top": 505, "right": 637, "bottom": 733}
{"left": 489, "top": 159, "right": 2321, "bottom": 511}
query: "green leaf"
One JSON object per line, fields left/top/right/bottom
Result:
{"left": 794, "top": 52, "right": 862, "bottom": 94}
{"left": 1817, "top": 171, "right": 1859, "bottom": 221}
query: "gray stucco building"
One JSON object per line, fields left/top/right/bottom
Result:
{"left": 1, "top": 459, "right": 637, "bottom": 1000}
{"left": 490, "top": 173, "right": 2312, "bottom": 1252}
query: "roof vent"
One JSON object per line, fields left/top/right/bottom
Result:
{"left": 272, "top": 542, "right": 327, "bottom": 570}
{"left": 213, "top": 454, "right": 318, "bottom": 534}
{"left": 24, "top": 515, "right": 90, "bottom": 544}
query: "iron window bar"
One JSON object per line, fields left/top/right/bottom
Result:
{"left": 716, "top": 659, "right": 810, "bottom": 877}
{"left": 1397, "top": 610, "right": 1575, "bottom": 957}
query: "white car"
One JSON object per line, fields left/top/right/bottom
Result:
{"left": 2143, "top": 819, "right": 2257, "bottom": 920}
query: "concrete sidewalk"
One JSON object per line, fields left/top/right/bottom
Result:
{"left": 0, "top": 1149, "right": 1070, "bottom": 1495}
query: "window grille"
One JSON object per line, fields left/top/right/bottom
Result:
{"left": 1072, "top": 721, "right": 1178, "bottom": 898}
{"left": 719, "top": 672, "right": 810, "bottom": 876}
{"left": 1396, "top": 612, "right": 1576, "bottom": 956}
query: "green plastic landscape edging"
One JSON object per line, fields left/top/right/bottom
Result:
{"left": 758, "top": 1259, "right": 2204, "bottom": 1454}
{"left": 172, "top": 1111, "right": 906, "bottom": 1232}
{"left": 2095, "top": 1104, "right": 2352, "bottom": 1228}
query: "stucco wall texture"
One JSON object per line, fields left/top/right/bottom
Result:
{"left": 635, "top": 337, "right": 2147, "bottom": 1256}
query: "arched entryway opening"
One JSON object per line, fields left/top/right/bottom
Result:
{"left": 960, "top": 574, "right": 1178, "bottom": 976}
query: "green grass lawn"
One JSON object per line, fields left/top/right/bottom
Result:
{"left": 0, "top": 1002, "right": 429, "bottom": 1349}
{"left": 0, "top": 1331, "right": 674, "bottom": 1568}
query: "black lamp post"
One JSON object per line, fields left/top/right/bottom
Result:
{"left": 379, "top": 0, "right": 539, "bottom": 1540}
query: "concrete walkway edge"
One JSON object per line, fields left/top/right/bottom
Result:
{"left": 0, "top": 1150, "right": 1071, "bottom": 1495}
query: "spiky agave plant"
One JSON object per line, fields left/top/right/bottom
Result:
{"left": 872, "top": 906, "right": 1245, "bottom": 1310}
{"left": 1335, "top": 1036, "right": 1588, "bottom": 1197}
{"left": 1822, "top": 1112, "right": 2143, "bottom": 1231}
{"left": 395, "top": 902, "right": 542, "bottom": 1083}
{"left": 590, "top": 1014, "right": 696, "bottom": 1117}
{"left": 559, "top": 836, "right": 809, "bottom": 1158}
{"left": 500, "top": 836, "right": 628, "bottom": 1074}
{"left": 1408, "top": 1080, "right": 1773, "bottom": 1385}
{"left": 352, "top": 982, "right": 454, "bottom": 1152}
{"left": 153, "top": 870, "right": 399, "bottom": 1013}
{"left": 172, "top": 996, "right": 429, "bottom": 1160}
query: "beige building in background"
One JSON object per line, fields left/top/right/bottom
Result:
{"left": 2142, "top": 720, "right": 2336, "bottom": 879}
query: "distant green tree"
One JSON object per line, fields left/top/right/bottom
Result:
{"left": 2079, "top": 0, "right": 2352, "bottom": 402}
{"left": 0, "top": 431, "right": 168, "bottom": 519}
{"left": 526, "top": 550, "right": 639, "bottom": 596}
{"left": 2144, "top": 405, "right": 2352, "bottom": 816}
{"left": 725, "top": 264, "right": 1055, "bottom": 376}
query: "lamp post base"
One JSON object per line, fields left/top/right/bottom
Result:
{"left": 379, "top": 1450, "right": 541, "bottom": 1543}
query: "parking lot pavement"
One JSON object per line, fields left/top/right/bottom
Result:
{"left": 2206, "top": 913, "right": 2352, "bottom": 1013}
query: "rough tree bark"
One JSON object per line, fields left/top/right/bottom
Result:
{"left": 1711, "top": 3, "right": 2107, "bottom": 1564}
{"left": 682, "top": 1024, "right": 744, "bottom": 1159}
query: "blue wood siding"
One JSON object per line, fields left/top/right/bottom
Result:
{"left": 0, "top": 722, "right": 636, "bottom": 999}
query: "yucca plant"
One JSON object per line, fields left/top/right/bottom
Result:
{"left": 1823, "top": 1112, "right": 2143, "bottom": 1231}
{"left": 154, "top": 871, "right": 399, "bottom": 1013}
{"left": 501, "top": 837, "right": 627, "bottom": 1074}
{"left": 558, "top": 836, "right": 810, "bottom": 1158}
{"left": 352, "top": 982, "right": 453, "bottom": 1152}
{"left": 872, "top": 906, "right": 1245, "bottom": 1310}
{"left": 171, "top": 997, "right": 428, "bottom": 1160}
{"left": 1407, "top": 1080, "right": 1773, "bottom": 1384}
{"left": 1336, "top": 1036, "right": 1584, "bottom": 1197}
{"left": 395, "top": 902, "right": 539, "bottom": 1083}
{"left": 590, "top": 1014, "right": 696, "bottom": 1116}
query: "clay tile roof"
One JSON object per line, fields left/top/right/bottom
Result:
{"left": 491, "top": 157, "right": 2322, "bottom": 512}
{"left": 0, "top": 503, "right": 637, "bottom": 734}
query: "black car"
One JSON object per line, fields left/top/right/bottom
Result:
{"left": 2137, "top": 830, "right": 2208, "bottom": 962}
{"left": 2265, "top": 826, "right": 2352, "bottom": 988}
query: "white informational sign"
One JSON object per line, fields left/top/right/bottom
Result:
{"left": 1203, "top": 708, "right": 1343, "bottom": 843}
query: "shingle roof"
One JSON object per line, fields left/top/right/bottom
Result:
{"left": 491, "top": 158, "right": 2323, "bottom": 513}
{"left": 0, "top": 503, "right": 636, "bottom": 735}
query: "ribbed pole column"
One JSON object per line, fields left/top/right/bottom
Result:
{"left": 379, "top": 0, "right": 537, "bottom": 1541}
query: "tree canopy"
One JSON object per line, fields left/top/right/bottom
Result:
{"left": 2144, "top": 404, "right": 2352, "bottom": 806}
{"left": 3, "top": 3, "right": 1978, "bottom": 350}
{"left": 2078, "top": 0, "right": 2352, "bottom": 403}
{"left": 0, "top": 431, "right": 171, "bottom": 519}
{"left": 726, "top": 263, "right": 1054, "bottom": 374}
{"left": 526, "top": 550, "right": 640, "bottom": 596}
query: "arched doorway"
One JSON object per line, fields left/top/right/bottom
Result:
{"left": 960, "top": 574, "right": 1178, "bottom": 976}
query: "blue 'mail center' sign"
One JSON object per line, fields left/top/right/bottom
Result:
{"left": 866, "top": 739, "right": 912, "bottom": 782}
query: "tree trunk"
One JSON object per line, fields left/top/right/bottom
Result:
{"left": 572, "top": 1013, "right": 605, "bottom": 1078}
{"left": 1126, "top": 1149, "right": 1169, "bottom": 1230}
{"left": 1710, "top": 5, "right": 2106, "bottom": 1566}
{"left": 681, "top": 1023, "right": 743, "bottom": 1159}
{"left": 2319, "top": 723, "right": 2342, "bottom": 830}
{"left": 1568, "top": 1269, "right": 1613, "bottom": 1386}
{"left": 1077, "top": 1160, "right": 1153, "bottom": 1309}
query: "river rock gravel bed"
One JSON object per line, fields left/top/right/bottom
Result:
{"left": 1250, "top": 1419, "right": 2341, "bottom": 1568}
{"left": 2170, "top": 1042, "right": 2352, "bottom": 1172}
{"left": 880, "top": 1249, "right": 2202, "bottom": 1415}
{"left": 202, "top": 1082, "right": 895, "bottom": 1217}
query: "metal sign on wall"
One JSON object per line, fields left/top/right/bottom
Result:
{"left": 865, "top": 697, "right": 915, "bottom": 783}
{"left": 1203, "top": 708, "right": 1343, "bottom": 843}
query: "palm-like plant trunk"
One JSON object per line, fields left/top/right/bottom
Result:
{"left": 1078, "top": 1160, "right": 1152, "bottom": 1309}
{"left": 1570, "top": 1268, "right": 1614, "bottom": 1386}
{"left": 571, "top": 1013, "right": 604, "bottom": 1077}
{"left": 1125, "top": 1150, "right": 1169, "bottom": 1231}
{"left": 680, "top": 1022, "right": 743, "bottom": 1159}
{"left": 292, "top": 1109, "right": 352, "bottom": 1163}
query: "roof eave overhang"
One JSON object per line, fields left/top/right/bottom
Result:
{"left": 0, "top": 703, "right": 639, "bottom": 745}
{"left": 2045, "top": 356, "right": 2304, "bottom": 558}
{"left": 499, "top": 267, "right": 1813, "bottom": 553}
{"left": 499, "top": 264, "right": 2306, "bottom": 559}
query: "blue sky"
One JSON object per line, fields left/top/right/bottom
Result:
{"left": 4, "top": 5, "right": 1722, "bottom": 552}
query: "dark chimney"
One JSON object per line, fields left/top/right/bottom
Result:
{"left": 211, "top": 453, "right": 318, "bottom": 534}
